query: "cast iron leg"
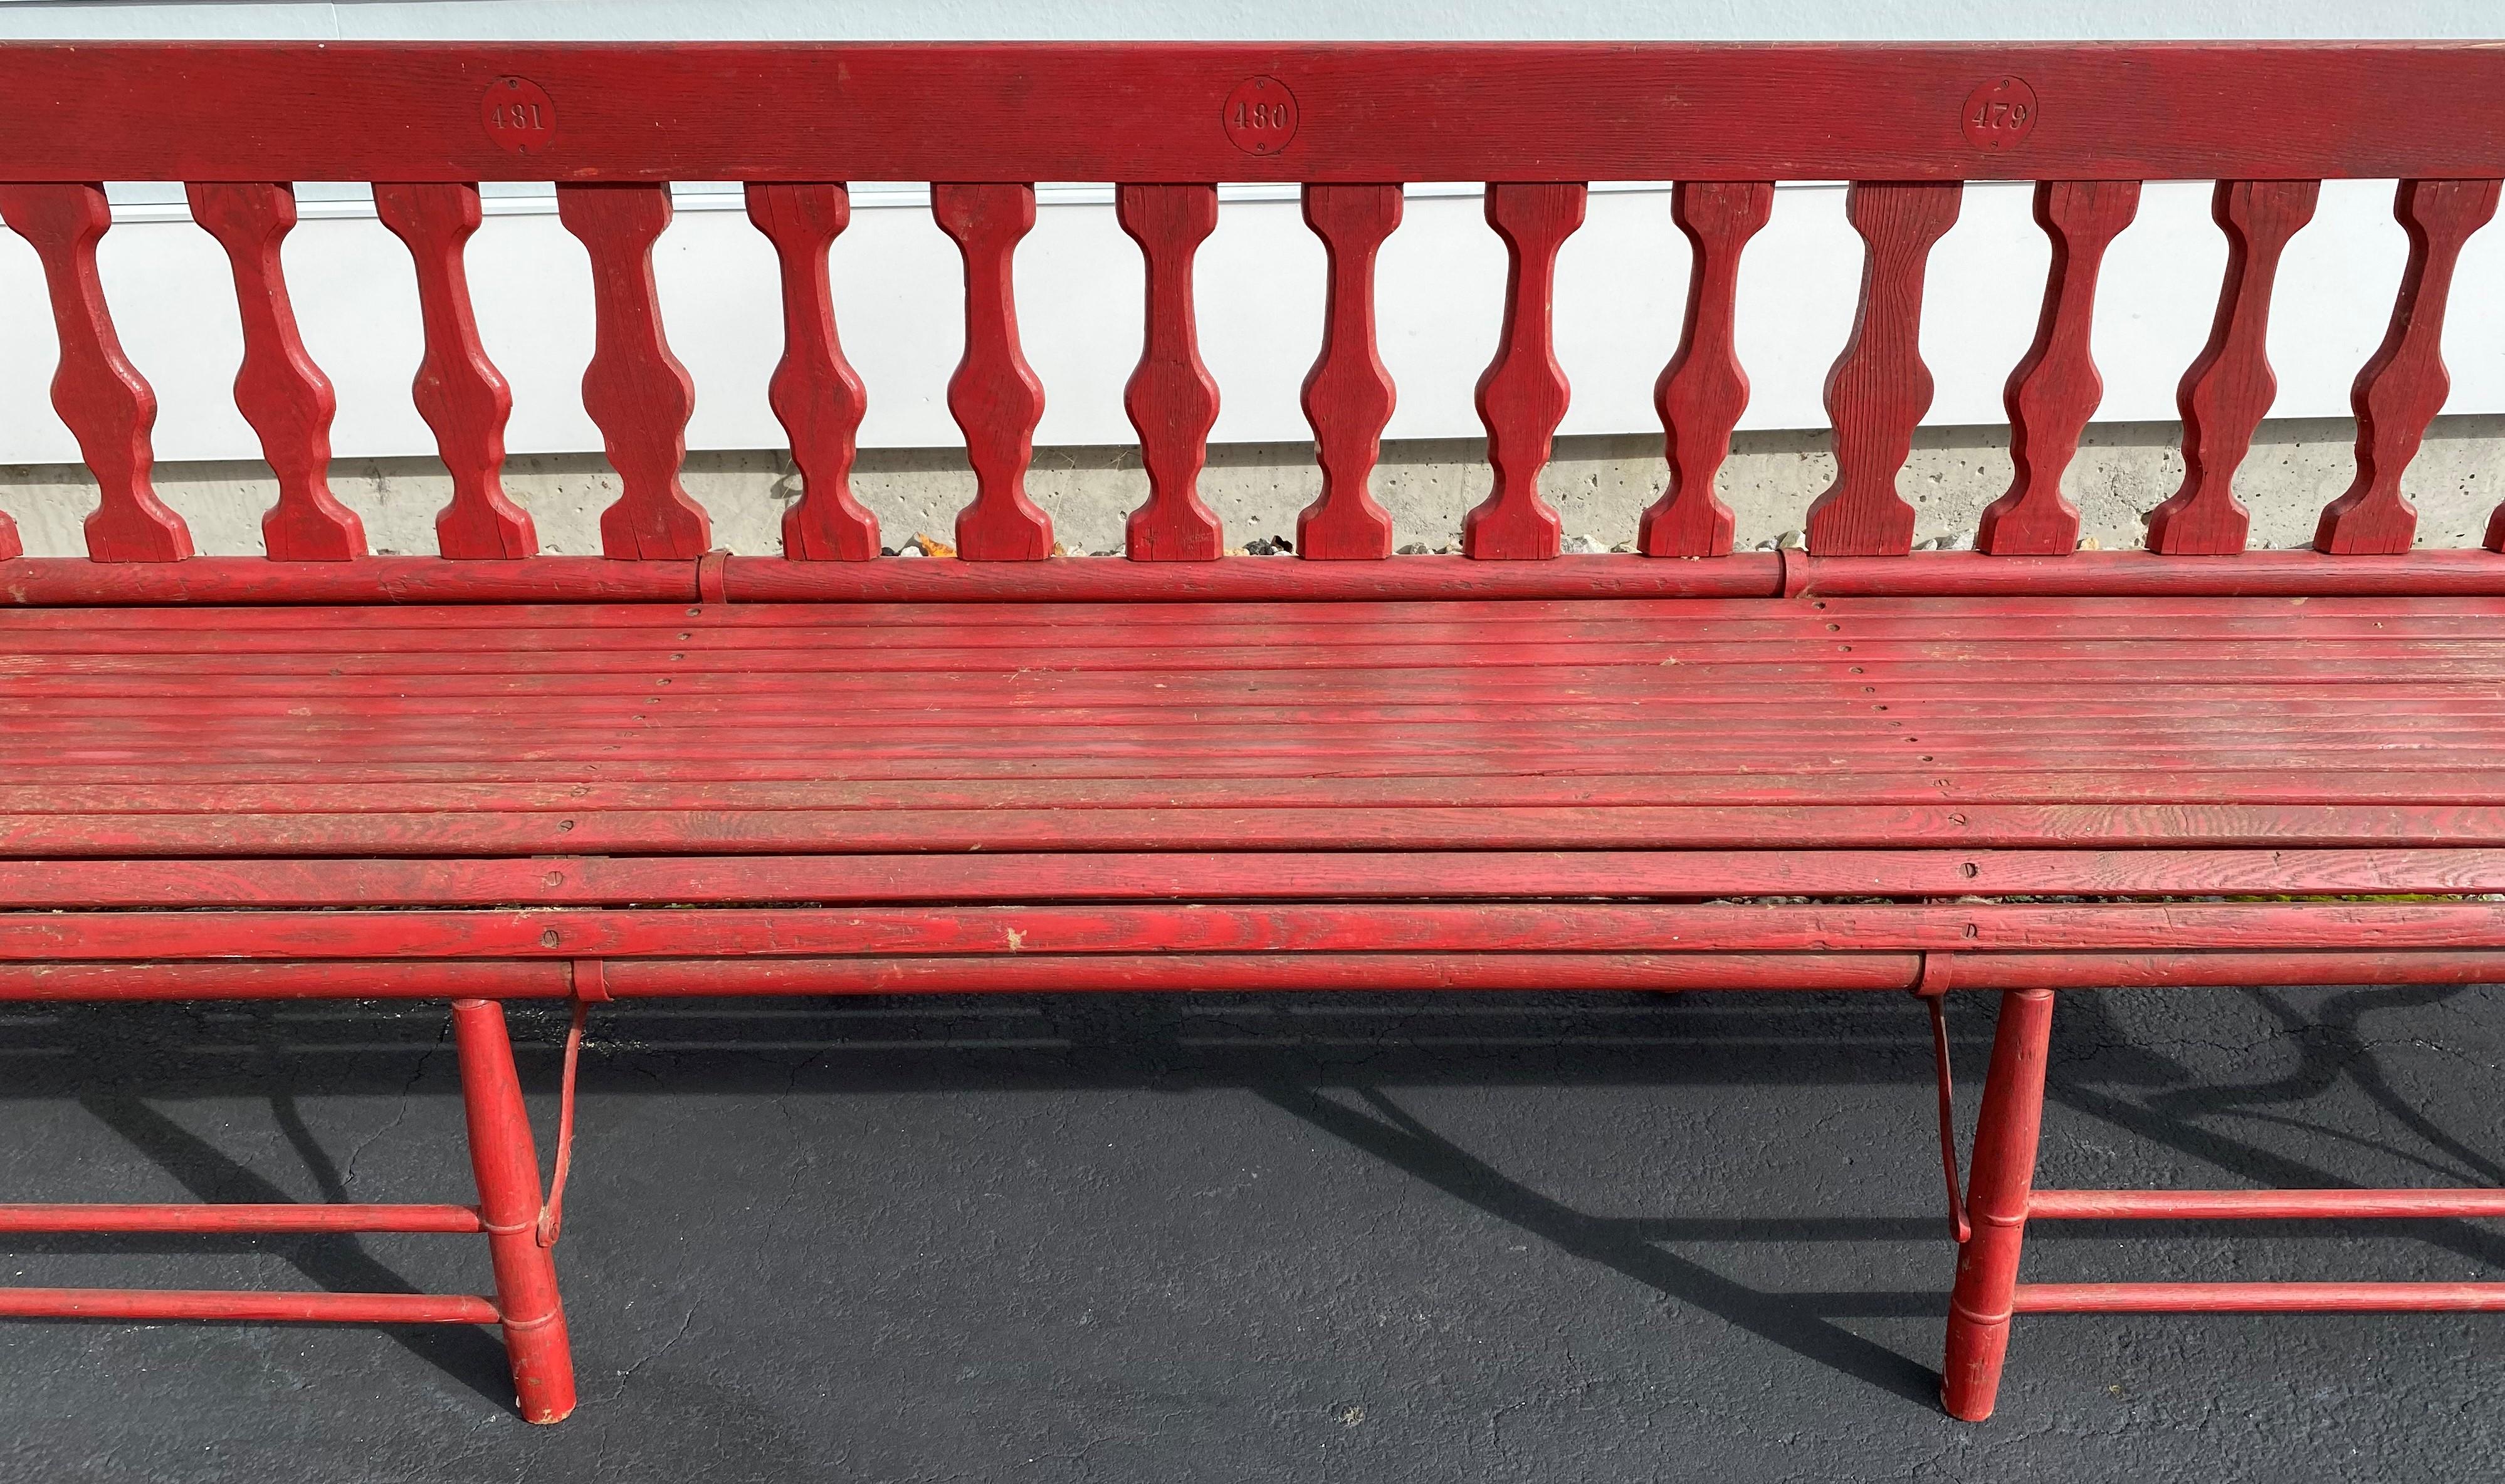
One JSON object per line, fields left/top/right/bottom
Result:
{"left": 452, "top": 998, "right": 579, "bottom": 1423}
{"left": 1939, "top": 986, "right": 2056, "bottom": 1421}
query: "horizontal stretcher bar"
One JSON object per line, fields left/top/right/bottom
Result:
{"left": 0, "top": 1203, "right": 483, "bottom": 1234}
{"left": 2028, "top": 1188, "right": 2505, "bottom": 1220}
{"left": 2, "top": 551, "right": 2504, "bottom": 606}
{"left": 1, "top": 949, "right": 2501, "bottom": 1000}
{"left": 0, "top": 902, "right": 2498, "bottom": 960}
{"left": 0, "top": 1287, "right": 501, "bottom": 1324}
{"left": 0, "top": 849, "right": 2494, "bottom": 909}
{"left": 2012, "top": 1282, "right": 2505, "bottom": 1314}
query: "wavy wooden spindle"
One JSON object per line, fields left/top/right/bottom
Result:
{"left": 933, "top": 183, "right": 1052, "bottom": 561}
{"left": 2318, "top": 178, "right": 2499, "bottom": 555}
{"left": 1975, "top": 180, "right": 2142, "bottom": 556}
{"left": 1464, "top": 182, "right": 1585, "bottom": 561}
{"left": 1805, "top": 180, "right": 1962, "bottom": 556}
{"left": 186, "top": 182, "right": 367, "bottom": 562}
{"left": 0, "top": 182, "right": 191, "bottom": 562}
{"left": 374, "top": 183, "right": 537, "bottom": 559}
{"left": 1118, "top": 184, "right": 1223, "bottom": 562}
{"left": 1641, "top": 180, "right": 1773, "bottom": 558}
{"left": 2143, "top": 179, "right": 2319, "bottom": 555}
{"left": 555, "top": 183, "right": 710, "bottom": 560}
{"left": 1296, "top": 184, "right": 1402, "bottom": 560}
{"left": 745, "top": 182, "right": 880, "bottom": 561}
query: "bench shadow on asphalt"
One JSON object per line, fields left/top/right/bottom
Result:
{"left": 2, "top": 985, "right": 2498, "bottom": 1416}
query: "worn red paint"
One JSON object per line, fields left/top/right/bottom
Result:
{"left": 2, "top": 38, "right": 2503, "bottom": 1431}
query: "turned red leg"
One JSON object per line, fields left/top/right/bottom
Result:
{"left": 1940, "top": 987, "right": 2056, "bottom": 1421}
{"left": 451, "top": 998, "right": 578, "bottom": 1423}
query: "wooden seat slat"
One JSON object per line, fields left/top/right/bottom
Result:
{"left": 6, "top": 803, "right": 2504, "bottom": 858}
{"left": 8, "top": 767, "right": 2505, "bottom": 812}
{"left": 4, "top": 900, "right": 2505, "bottom": 963}
{"left": 0, "top": 847, "right": 2494, "bottom": 909}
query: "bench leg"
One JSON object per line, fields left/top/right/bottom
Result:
{"left": 451, "top": 998, "right": 579, "bottom": 1424}
{"left": 1939, "top": 986, "right": 2056, "bottom": 1421}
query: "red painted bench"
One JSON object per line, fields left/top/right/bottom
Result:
{"left": 3, "top": 41, "right": 2505, "bottom": 1425}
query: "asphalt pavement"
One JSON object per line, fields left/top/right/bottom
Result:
{"left": 4, "top": 985, "right": 2502, "bottom": 1481}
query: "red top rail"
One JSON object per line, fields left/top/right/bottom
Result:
{"left": 1, "top": 42, "right": 2501, "bottom": 183}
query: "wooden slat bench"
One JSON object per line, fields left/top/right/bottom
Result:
{"left": 1, "top": 41, "right": 2504, "bottom": 1426}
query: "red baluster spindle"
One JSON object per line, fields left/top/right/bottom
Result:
{"left": 0, "top": 182, "right": 192, "bottom": 562}
{"left": 374, "top": 183, "right": 537, "bottom": 559}
{"left": 2143, "top": 179, "right": 2319, "bottom": 555}
{"left": 1296, "top": 183, "right": 1402, "bottom": 560}
{"left": 745, "top": 182, "right": 879, "bottom": 561}
{"left": 1976, "top": 180, "right": 2142, "bottom": 556}
{"left": 555, "top": 183, "right": 710, "bottom": 560}
{"left": 2319, "top": 178, "right": 2499, "bottom": 555}
{"left": 1118, "top": 183, "right": 1223, "bottom": 561}
{"left": 1464, "top": 182, "right": 1585, "bottom": 561}
{"left": 186, "top": 182, "right": 367, "bottom": 562}
{"left": 1641, "top": 180, "right": 1773, "bottom": 558}
{"left": 932, "top": 183, "right": 1053, "bottom": 561}
{"left": 1805, "top": 180, "right": 1962, "bottom": 556}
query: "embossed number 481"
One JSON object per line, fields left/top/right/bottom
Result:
{"left": 489, "top": 102, "right": 547, "bottom": 132}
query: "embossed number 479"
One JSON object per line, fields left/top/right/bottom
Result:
{"left": 1972, "top": 98, "right": 2029, "bottom": 132}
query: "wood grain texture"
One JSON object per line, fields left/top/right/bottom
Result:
{"left": 1805, "top": 181, "right": 1962, "bottom": 556}
{"left": 21, "top": 805, "right": 2505, "bottom": 857}
{"left": 2317, "top": 179, "right": 2499, "bottom": 555}
{"left": 184, "top": 182, "right": 367, "bottom": 562}
{"left": 1642, "top": 180, "right": 1772, "bottom": 558}
{"left": 554, "top": 182, "right": 710, "bottom": 560}
{"left": 4, "top": 901, "right": 2501, "bottom": 961}
{"left": 2144, "top": 180, "right": 2320, "bottom": 555}
{"left": 8, "top": 45, "right": 2505, "bottom": 183}
{"left": 1, "top": 847, "right": 2494, "bottom": 910}
{"left": 0, "top": 183, "right": 191, "bottom": 563}
{"left": 372, "top": 183, "right": 537, "bottom": 559}
{"left": 932, "top": 184, "right": 1053, "bottom": 561}
{"left": 1296, "top": 184, "right": 1400, "bottom": 560}
{"left": 1464, "top": 182, "right": 1584, "bottom": 561}
{"left": 1117, "top": 184, "right": 1223, "bottom": 562}
{"left": 1975, "top": 180, "right": 2140, "bottom": 556}
{"left": 11, "top": 950, "right": 2505, "bottom": 1002}
{"left": 743, "top": 182, "right": 879, "bottom": 561}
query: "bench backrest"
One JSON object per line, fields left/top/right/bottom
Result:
{"left": 2, "top": 42, "right": 2503, "bottom": 603}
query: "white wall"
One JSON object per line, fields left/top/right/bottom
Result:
{"left": 0, "top": 4, "right": 2493, "bottom": 464}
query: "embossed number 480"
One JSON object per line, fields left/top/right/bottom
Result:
{"left": 1234, "top": 101, "right": 1288, "bottom": 131}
